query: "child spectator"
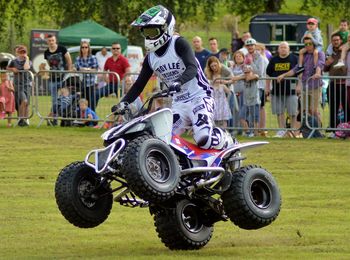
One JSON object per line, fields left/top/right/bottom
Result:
{"left": 77, "top": 98, "right": 98, "bottom": 127}
{"left": 298, "top": 18, "right": 323, "bottom": 71}
{"left": 50, "top": 87, "right": 75, "bottom": 118}
{"left": 241, "top": 65, "right": 261, "bottom": 137}
{"left": 326, "top": 19, "right": 349, "bottom": 57}
{"left": 212, "top": 81, "right": 232, "bottom": 128}
{"left": 7, "top": 45, "right": 33, "bottom": 127}
{"left": 0, "top": 72, "right": 15, "bottom": 127}
{"left": 334, "top": 20, "right": 350, "bottom": 67}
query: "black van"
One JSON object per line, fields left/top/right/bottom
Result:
{"left": 249, "top": 13, "right": 314, "bottom": 55}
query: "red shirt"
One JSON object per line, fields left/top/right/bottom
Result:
{"left": 104, "top": 55, "right": 130, "bottom": 83}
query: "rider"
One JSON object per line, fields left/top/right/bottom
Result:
{"left": 113, "top": 5, "right": 233, "bottom": 150}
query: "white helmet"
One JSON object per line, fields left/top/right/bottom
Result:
{"left": 131, "top": 5, "right": 175, "bottom": 52}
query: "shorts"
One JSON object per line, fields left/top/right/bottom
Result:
{"left": 302, "top": 87, "right": 321, "bottom": 113}
{"left": 240, "top": 104, "right": 260, "bottom": 124}
{"left": 271, "top": 94, "right": 298, "bottom": 116}
{"left": 15, "top": 85, "right": 31, "bottom": 110}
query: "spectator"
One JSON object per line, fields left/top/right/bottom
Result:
{"left": 208, "top": 37, "right": 220, "bottom": 58}
{"left": 298, "top": 18, "right": 323, "bottom": 71}
{"left": 277, "top": 36, "right": 325, "bottom": 125}
{"left": 0, "top": 72, "right": 15, "bottom": 127}
{"left": 266, "top": 42, "right": 298, "bottom": 138}
{"left": 74, "top": 41, "right": 99, "bottom": 111}
{"left": 324, "top": 33, "right": 348, "bottom": 137}
{"left": 241, "top": 64, "right": 261, "bottom": 137}
{"left": 204, "top": 56, "right": 233, "bottom": 86}
{"left": 219, "top": 48, "right": 233, "bottom": 68}
{"left": 326, "top": 19, "right": 349, "bottom": 56}
{"left": 192, "top": 36, "right": 211, "bottom": 70}
{"left": 43, "top": 34, "right": 72, "bottom": 105}
{"left": 231, "top": 30, "right": 244, "bottom": 54}
{"left": 238, "top": 31, "right": 252, "bottom": 56}
{"left": 204, "top": 56, "right": 232, "bottom": 128}
{"left": 49, "top": 87, "right": 76, "bottom": 119}
{"left": 255, "top": 43, "right": 269, "bottom": 136}
{"left": 7, "top": 45, "right": 33, "bottom": 127}
{"left": 334, "top": 24, "right": 350, "bottom": 68}
{"left": 77, "top": 98, "right": 98, "bottom": 127}
{"left": 103, "top": 42, "right": 131, "bottom": 96}
{"left": 95, "top": 46, "right": 112, "bottom": 90}
{"left": 230, "top": 50, "right": 247, "bottom": 133}
{"left": 95, "top": 47, "right": 112, "bottom": 71}
{"left": 343, "top": 36, "right": 350, "bottom": 126}
{"left": 244, "top": 38, "right": 265, "bottom": 136}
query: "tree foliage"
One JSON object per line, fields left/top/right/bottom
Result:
{"left": 301, "top": 0, "right": 350, "bottom": 21}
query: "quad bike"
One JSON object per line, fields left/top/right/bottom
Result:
{"left": 55, "top": 89, "right": 281, "bottom": 250}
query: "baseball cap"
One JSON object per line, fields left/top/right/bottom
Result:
{"left": 219, "top": 48, "right": 229, "bottom": 54}
{"left": 17, "top": 45, "right": 27, "bottom": 53}
{"left": 245, "top": 38, "right": 257, "bottom": 46}
{"left": 307, "top": 18, "right": 318, "bottom": 25}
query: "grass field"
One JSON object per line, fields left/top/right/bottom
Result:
{"left": 1, "top": 126, "right": 350, "bottom": 259}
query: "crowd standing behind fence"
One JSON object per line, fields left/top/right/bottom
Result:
{"left": 1, "top": 16, "right": 350, "bottom": 139}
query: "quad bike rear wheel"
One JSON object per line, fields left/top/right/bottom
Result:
{"left": 55, "top": 161, "right": 113, "bottom": 228}
{"left": 122, "top": 135, "right": 180, "bottom": 203}
{"left": 221, "top": 165, "right": 281, "bottom": 230}
{"left": 153, "top": 199, "right": 213, "bottom": 250}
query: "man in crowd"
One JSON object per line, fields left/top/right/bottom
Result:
{"left": 208, "top": 37, "right": 220, "bottom": 58}
{"left": 324, "top": 32, "right": 349, "bottom": 136}
{"left": 192, "top": 36, "right": 210, "bottom": 70}
{"left": 278, "top": 36, "right": 325, "bottom": 125}
{"left": 43, "top": 34, "right": 72, "bottom": 104}
{"left": 103, "top": 42, "right": 131, "bottom": 97}
{"left": 266, "top": 42, "right": 298, "bottom": 137}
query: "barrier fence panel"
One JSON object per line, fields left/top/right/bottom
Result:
{"left": 0, "top": 69, "right": 35, "bottom": 127}
{"left": 305, "top": 75, "right": 350, "bottom": 138}
{"left": 35, "top": 70, "right": 120, "bottom": 127}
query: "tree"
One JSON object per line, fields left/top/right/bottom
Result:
{"left": 302, "top": 0, "right": 350, "bottom": 21}
{"left": 224, "top": 0, "right": 285, "bottom": 19}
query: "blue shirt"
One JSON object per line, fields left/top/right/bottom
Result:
{"left": 75, "top": 55, "right": 98, "bottom": 88}
{"left": 194, "top": 49, "right": 211, "bottom": 70}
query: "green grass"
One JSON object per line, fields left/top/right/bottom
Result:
{"left": 1, "top": 127, "right": 350, "bottom": 259}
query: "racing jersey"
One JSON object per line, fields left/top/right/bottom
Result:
{"left": 122, "top": 35, "right": 212, "bottom": 104}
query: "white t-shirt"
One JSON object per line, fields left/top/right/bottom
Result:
{"left": 95, "top": 51, "right": 112, "bottom": 70}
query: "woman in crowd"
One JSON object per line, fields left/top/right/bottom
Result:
{"left": 205, "top": 56, "right": 232, "bottom": 127}
{"left": 74, "top": 41, "right": 98, "bottom": 111}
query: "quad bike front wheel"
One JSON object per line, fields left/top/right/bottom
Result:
{"left": 153, "top": 199, "right": 213, "bottom": 250}
{"left": 221, "top": 165, "right": 281, "bottom": 230}
{"left": 55, "top": 161, "right": 113, "bottom": 228}
{"left": 122, "top": 135, "right": 180, "bottom": 203}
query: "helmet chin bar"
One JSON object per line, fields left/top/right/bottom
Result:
{"left": 145, "top": 31, "right": 171, "bottom": 52}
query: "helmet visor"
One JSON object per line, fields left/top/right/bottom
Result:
{"left": 141, "top": 27, "right": 162, "bottom": 39}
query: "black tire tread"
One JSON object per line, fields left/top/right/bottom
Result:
{"left": 55, "top": 161, "right": 113, "bottom": 228}
{"left": 123, "top": 135, "right": 179, "bottom": 203}
{"left": 154, "top": 208, "right": 213, "bottom": 250}
{"left": 222, "top": 165, "right": 281, "bottom": 230}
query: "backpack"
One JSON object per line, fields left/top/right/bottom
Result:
{"left": 335, "top": 122, "right": 350, "bottom": 139}
{"left": 300, "top": 114, "right": 323, "bottom": 138}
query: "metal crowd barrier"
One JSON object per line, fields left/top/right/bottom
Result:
{"left": 0, "top": 69, "right": 35, "bottom": 127}
{"left": 212, "top": 76, "right": 303, "bottom": 137}
{"left": 305, "top": 75, "right": 350, "bottom": 138}
{"left": 35, "top": 70, "right": 120, "bottom": 127}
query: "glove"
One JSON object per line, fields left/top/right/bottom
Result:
{"left": 111, "top": 101, "right": 129, "bottom": 113}
{"left": 168, "top": 82, "right": 181, "bottom": 94}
